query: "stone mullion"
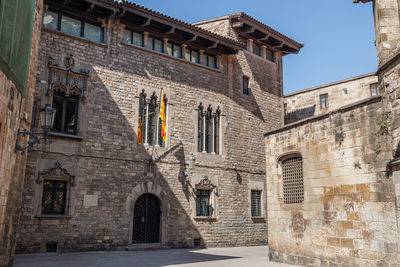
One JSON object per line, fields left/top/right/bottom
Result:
{"left": 211, "top": 115, "right": 215, "bottom": 154}
{"left": 144, "top": 102, "right": 149, "bottom": 144}
{"left": 143, "top": 32, "right": 149, "bottom": 48}
{"left": 202, "top": 112, "right": 206, "bottom": 153}
{"left": 155, "top": 105, "right": 160, "bottom": 147}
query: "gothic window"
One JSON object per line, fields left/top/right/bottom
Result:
{"left": 197, "top": 104, "right": 221, "bottom": 154}
{"left": 281, "top": 156, "right": 304, "bottom": 204}
{"left": 197, "top": 104, "right": 204, "bottom": 152}
{"left": 196, "top": 190, "right": 210, "bottom": 216}
{"left": 214, "top": 109, "right": 220, "bottom": 154}
{"left": 205, "top": 107, "right": 213, "bottom": 153}
{"left": 251, "top": 190, "right": 262, "bottom": 217}
{"left": 52, "top": 92, "right": 79, "bottom": 134}
{"left": 42, "top": 180, "right": 68, "bottom": 215}
{"left": 137, "top": 91, "right": 167, "bottom": 147}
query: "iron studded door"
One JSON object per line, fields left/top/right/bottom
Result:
{"left": 133, "top": 194, "right": 160, "bottom": 243}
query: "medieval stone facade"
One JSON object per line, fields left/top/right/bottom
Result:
{"left": 284, "top": 73, "right": 378, "bottom": 124}
{"left": 15, "top": 0, "right": 302, "bottom": 253}
{"left": 265, "top": 0, "right": 400, "bottom": 266}
{"left": 0, "top": 1, "right": 43, "bottom": 266}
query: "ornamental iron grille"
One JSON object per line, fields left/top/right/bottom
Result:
{"left": 133, "top": 193, "right": 161, "bottom": 243}
{"left": 281, "top": 157, "right": 304, "bottom": 204}
{"left": 251, "top": 190, "right": 262, "bottom": 217}
{"left": 42, "top": 180, "right": 68, "bottom": 215}
{"left": 37, "top": 162, "right": 74, "bottom": 215}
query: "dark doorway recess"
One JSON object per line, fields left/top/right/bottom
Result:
{"left": 133, "top": 193, "right": 161, "bottom": 243}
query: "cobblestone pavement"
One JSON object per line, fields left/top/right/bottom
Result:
{"left": 15, "top": 246, "right": 299, "bottom": 267}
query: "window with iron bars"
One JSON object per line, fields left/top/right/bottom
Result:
{"left": 251, "top": 190, "right": 262, "bottom": 217}
{"left": 196, "top": 189, "right": 210, "bottom": 216}
{"left": 41, "top": 180, "right": 68, "bottom": 215}
{"left": 281, "top": 156, "right": 304, "bottom": 204}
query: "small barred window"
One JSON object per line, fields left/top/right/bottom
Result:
{"left": 281, "top": 156, "right": 304, "bottom": 204}
{"left": 251, "top": 190, "right": 261, "bottom": 217}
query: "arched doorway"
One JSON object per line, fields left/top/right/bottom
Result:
{"left": 133, "top": 193, "right": 161, "bottom": 243}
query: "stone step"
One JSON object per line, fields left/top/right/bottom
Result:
{"left": 125, "top": 243, "right": 171, "bottom": 251}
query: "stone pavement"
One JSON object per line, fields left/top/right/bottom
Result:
{"left": 14, "top": 246, "right": 299, "bottom": 267}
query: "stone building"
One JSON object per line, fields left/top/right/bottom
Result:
{"left": 284, "top": 73, "right": 378, "bottom": 124}
{"left": 264, "top": 0, "right": 400, "bottom": 266}
{"left": 0, "top": 1, "right": 43, "bottom": 266}
{"left": 15, "top": 0, "right": 302, "bottom": 253}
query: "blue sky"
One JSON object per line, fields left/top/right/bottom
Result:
{"left": 131, "top": 0, "right": 377, "bottom": 94}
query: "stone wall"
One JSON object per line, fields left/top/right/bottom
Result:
{"left": 15, "top": 7, "right": 284, "bottom": 252}
{"left": 0, "top": 1, "right": 43, "bottom": 266}
{"left": 265, "top": 97, "right": 400, "bottom": 266}
{"left": 284, "top": 73, "right": 378, "bottom": 124}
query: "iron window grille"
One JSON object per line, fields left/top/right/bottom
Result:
{"left": 196, "top": 189, "right": 210, "bottom": 216}
{"left": 251, "top": 190, "right": 262, "bottom": 217}
{"left": 41, "top": 180, "right": 68, "bottom": 215}
{"left": 281, "top": 156, "right": 304, "bottom": 204}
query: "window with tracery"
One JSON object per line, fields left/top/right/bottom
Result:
{"left": 197, "top": 103, "right": 221, "bottom": 154}
{"left": 138, "top": 91, "right": 167, "bottom": 146}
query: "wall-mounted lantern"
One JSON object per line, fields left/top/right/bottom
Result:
{"left": 15, "top": 104, "right": 56, "bottom": 154}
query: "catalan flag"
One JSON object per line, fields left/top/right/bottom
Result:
{"left": 159, "top": 90, "right": 166, "bottom": 142}
{"left": 138, "top": 116, "right": 143, "bottom": 144}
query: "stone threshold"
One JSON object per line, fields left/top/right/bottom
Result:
{"left": 125, "top": 243, "right": 171, "bottom": 251}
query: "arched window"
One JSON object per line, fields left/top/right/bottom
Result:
{"left": 197, "top": 104, "right": 204, "bottom": 152}
{"left": 147, "top": 95, "right": 157, "bottom": 146}
{"left": 214, "top": 108, "right": 220, "bottom": 154}
{"left": 197, "top": 104, "right": 221, "bottom": 154}
{"left": 138, "top": 91, "right": 167, "bottom": 147}
{"left": 205, "top": 106, "right": 213, "bottom": 153}
{"left": 281, "top": 156, "right": 304, "bottom": 204}
{"left": 138, "top": 93, "right": 146, "bottom": 144}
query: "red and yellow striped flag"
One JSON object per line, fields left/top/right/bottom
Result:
{"left": 138, "top": 116, "right": 143, "bottom": 144}
{"left": 159, "top": 90, "right": 166, "bottom": 142}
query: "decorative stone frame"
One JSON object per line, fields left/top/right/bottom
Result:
{"left": 191, "top": 175, "right": 218, "bottom": 220}
{"left": 276, "top": 152, "right": 305, "bottom": 210}
{"left": 248, "top": 180, "right": 265, "bottom": 219}
{"left": 126, "top": 181, "right": 168, "bottom": 244}
{"left": 36, "top": 161, "right": 75, "bottom": 217}
{"left": 45, "top": 55, "right": 89, "bottom": 137}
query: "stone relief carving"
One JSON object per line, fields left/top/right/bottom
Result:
{"left": 37, "top": 161, "right": 75, "bottom": 185}
{"left": 195, "top": 175, "right": 216, "bottom": 190}
{"left": 47, "top": 55, "right": 89, "bottom": 102}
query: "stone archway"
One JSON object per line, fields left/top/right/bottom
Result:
{"left": 126, "top": 181, "right": 167, "bottom": 244}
